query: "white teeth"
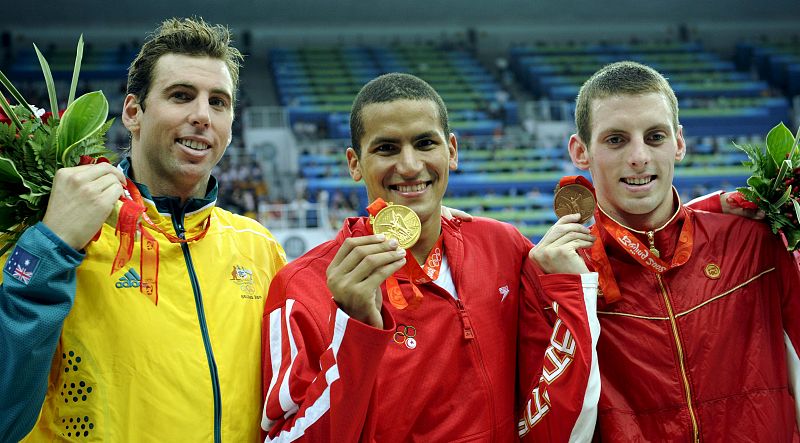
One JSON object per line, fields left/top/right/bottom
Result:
{"left": 178, "top": 139, "right": 210, "bottom": 151}
{"left": 624, "top": 177, "right": 652, "bottom": 185}
{"left": 396, "top": 183, "right": 427, "bottom": 193}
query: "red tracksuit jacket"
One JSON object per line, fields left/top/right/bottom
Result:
{"left": 261, "top": 216, "right": 600, "bottom": 442}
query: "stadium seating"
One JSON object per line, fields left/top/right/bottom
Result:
{"left": 269, "top": 45, "right": 516, "bottom": 139}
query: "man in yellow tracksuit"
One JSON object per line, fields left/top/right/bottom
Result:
{"left": 1, "top": 18, "right": 286, "bottom": 442}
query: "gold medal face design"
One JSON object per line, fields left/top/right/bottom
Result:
{"left": 372, "top": 204, "right": 421, "bottom": 249}
{"left": 554, "top": 184, "right": 596, "bottom": 224}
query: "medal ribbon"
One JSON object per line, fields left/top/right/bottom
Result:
{"left": 110, "top": 178, "right": 211, "bottom": 305}
{"left": 556, "top": 176, "right": 694, "bottom": 303}
{"left": 80, "top": 156, "right": 211, "bottom": 305}
{"left": 367, "top": 198, "right": 444, "bottom": 310}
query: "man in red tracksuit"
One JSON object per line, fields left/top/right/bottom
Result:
{"left": 260, "top": 73, "right": 602, "bottom": 442}
{"left": 529, "top": 61, "right": 800, "bottom": 441}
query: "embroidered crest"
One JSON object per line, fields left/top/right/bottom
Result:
{"left": 393, "top": 324, "right": 418, "bottom": 349}
{"left": 4, "top": 246, "right": 40, "bottom": 285}
{"left": 231, "top": 265, "right": 259, "bottom": 299}
{"left": 703, "top": 263, "right": 721, "bottom": 280}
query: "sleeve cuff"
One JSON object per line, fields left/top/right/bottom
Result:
{"left": 33, "top": 222, "right": 84, "bottom": 261}
{"left": 329, "top": 299, "right": 395, "bottom": 350}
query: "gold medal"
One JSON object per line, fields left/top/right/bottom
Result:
{"left": 554, "top": 183, "right": 596, "bottom": 224}
{"left": 371, "top": 203, "right": 421, "bottom": 249}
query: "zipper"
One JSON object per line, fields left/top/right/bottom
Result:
{"left": 656, "top": 274, "right": 699, "bottom": 442}
{"left": 453, "top": 297, "right": 495, "bottom": 440}
{"left": 455, "top": 299, "right": 475, "bottom": 340}
{"left": 173, "top": 212, "right": 223, "bottom": 443}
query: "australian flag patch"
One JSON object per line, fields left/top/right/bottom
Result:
{"left": 4, "top": 246, "right": 41, "bottom": 285}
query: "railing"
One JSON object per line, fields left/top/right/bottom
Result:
{"left": 258, "top": 201, "right": 333, "bottom": 231}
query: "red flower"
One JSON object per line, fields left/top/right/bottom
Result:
{"left": 726, "top": 191, "right": 759, "bottom": 210}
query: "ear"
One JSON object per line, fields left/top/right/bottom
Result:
{"left": 346, "top": 147, "right": 362, "bottom": 182}
{"left": 122, "top": 94, "right": 142, "bottom": 135}
{"left": 447, "top": 132, "right": 458, "bottom": 171}
{"left": 674, "top": 125, "right": 686, "bottom": 162}
{"left": 568, "top": 134, "right": 591, "bottom": 171}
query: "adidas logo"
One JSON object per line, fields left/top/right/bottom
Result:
{"left": 115, "top": 268, "right": 141, "bottom": 289}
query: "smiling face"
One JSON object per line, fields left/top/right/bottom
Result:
{"left": 347, "top": 99, "right": 458, "bottom": 231}
{"left": 569, "top": 92, "right": 686, "bottom": 230}
{"left": 123, "top": 53, "right": 234, "bottom": 201}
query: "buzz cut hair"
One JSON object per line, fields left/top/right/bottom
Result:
{"left": 349, "top": 72, "right": 449, "bottom": 155}
{"left": 574, "top": 61, "right": 679, "bottom": 147}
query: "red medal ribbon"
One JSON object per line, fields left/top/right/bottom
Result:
{"left": 557, "top": 175, "right": 594, "bottom": 192}
{"left": 367, "top": 198, "right": 444, "bottom": 310}
{"left": 556, "top": 176, "right": 694, "bottom": 303}
{"left": 78, "top": 157, "right": 211, "bottom": 305}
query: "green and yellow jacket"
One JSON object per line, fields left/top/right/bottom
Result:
{"left": 1, "top": 158, "right": 286, "bottom": 442}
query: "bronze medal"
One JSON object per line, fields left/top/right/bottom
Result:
{"left": 371, "top": 203, "right": 421, "bottom": 249}
{"left": 553, "top": 183, "right": 596, "bottom": 224}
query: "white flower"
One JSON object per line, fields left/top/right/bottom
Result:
{"left": 29, "top": 105, "right": 46, "bottom": 118}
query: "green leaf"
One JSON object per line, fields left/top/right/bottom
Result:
{"left": 0, "top": 69, "right": 36, "bottom": 120}
{"left": 785, "top": 225, "right": 800, "bottom": 251}
{"left": 772, "top": 186, "right": 793, "bottom": 210}
{"left": 56, "top": 91, "right": 109, "bottom": 164}
{"left": 0, "top": 91, "right": 23, "bottom": 130}
{"left": 0, "top": 156, "right": 23, "bottom": 184}
{"left": 766, "top": 122, "right": 795, "bottom": 168}
{"left": 67, "top": 35, "right": 84, "bottom": 107}
{"left": 774, "top": 159, "right": 792, "bottom": 194}
{"left": 33, "top": 43, "right": 58, "bottom": 117}
{"left": 746, "top": 175, "right": 770, "bottom": 193}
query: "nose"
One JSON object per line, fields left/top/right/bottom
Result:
{"left": 189, "top": 98, "right": 211, "bottom": 128}
{"left": 396, "top": 145, "right": 424, "bottom": 177}
{"left": 628, "top": 139, "right": 651, "bottom": 169}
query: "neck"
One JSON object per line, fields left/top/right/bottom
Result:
{"left": 129, "top": 157, "right": 207, "bottom": 205}
{"left": 409, "top": 213, "right": 442, "bottom": 264}
{"left": 599, "top": 188, "right": 681, "bottom": 233}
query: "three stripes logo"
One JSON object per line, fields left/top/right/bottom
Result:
{"left": 115, "top": 268, "right": 141, "bottom": 289}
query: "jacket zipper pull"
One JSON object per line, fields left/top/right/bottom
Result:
{"left": 647, "top": 230, "right": 660, "bottom": 258}
{"left": 456, "top": 300, "right": 475, "bottom": 340}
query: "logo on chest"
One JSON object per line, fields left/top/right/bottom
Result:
{"left": 498, "top": 285, "right": 510, "bottom": 302}
{"left": 115, "top": 268, "right": 141, "bottom": 289}
{"left": 393, "top": 324, "right": 418, "bottom": 349}
{"left": 230, "top": 265, "right": 260, "bottom": 300}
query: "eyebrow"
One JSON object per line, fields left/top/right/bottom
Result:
{"left": 164, "top": 83, "right": 233, "bottom": 102}
{"left": 367, "top": 131, "right": 441, "bottom": 147}
{"left": 600, "top": 124, "right": 670, "bottom": 135}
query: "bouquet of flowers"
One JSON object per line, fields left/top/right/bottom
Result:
{"left": 736, "top": 122, "right": 800, "bottom": 251}
{"left": 0, "top": 36, "right": 116, "bottom": 256}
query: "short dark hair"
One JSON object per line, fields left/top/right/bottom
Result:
{"left": 126, "top": 17, "right": 243, "bottom": 110}
{"left": 349, "top": 73, "right": 449, "bottom": 155}
{"left": 575, "top": 61, "right": 679, "bottom": 147}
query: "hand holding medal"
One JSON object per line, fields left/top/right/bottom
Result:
{"left": 325, "top": 198, "right": 412, "bottom": 328}
{"left": 369, "top": 200, "right": 421, "bottom": 249}
{"left": 553, "top": 178, "right": 596, "bottom": 224}
{"left": 529, "top": 177, "right": 597, "bottom": 275}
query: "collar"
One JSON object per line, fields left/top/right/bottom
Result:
{"left": 597, "top": 187, "right": 688, "bottom": 262}
{"left": 119, "top": 157, "right": 218, "bottom": 232}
